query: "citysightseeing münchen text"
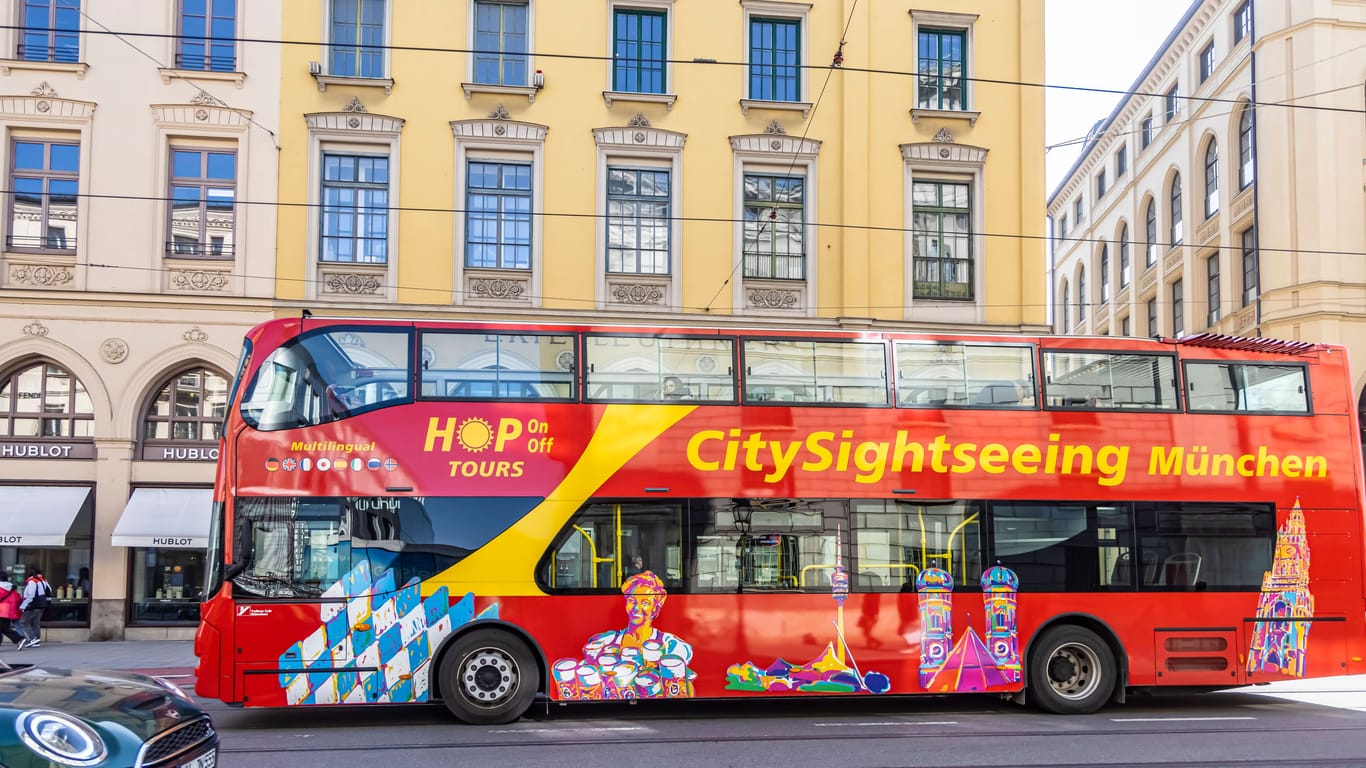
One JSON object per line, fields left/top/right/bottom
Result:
{"left": 684, "top": 429, "right": 1329, "bottom": 487}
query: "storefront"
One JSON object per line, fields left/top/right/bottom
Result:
{"left": 0, "top": 484, "right": 95, "bottom": 626}
{"left": 112, "top": 487, "right": 212, "bottom": 626}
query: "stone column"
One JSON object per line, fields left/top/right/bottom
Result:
{"left": 90, "top": 438, "right": 135, "bottom": 641}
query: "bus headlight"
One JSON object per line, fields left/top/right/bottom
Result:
{"left": 16, "top": 710, "right": 107, "bottom": 766}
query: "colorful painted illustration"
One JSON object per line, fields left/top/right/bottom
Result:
{"left": 1247, "top": 499, "right": 1314, "bottom": 677}
{"left": 552, "top": 571, "right": 696, "bottom": 700}
{"left": 917, "top": 563, "right": 1021, "bottom": 692}
{"left": 726, "top": 531, "right": 892, "bottom": 694}
{"left": 278, "top": 559, "right": 498, "bottom": 705}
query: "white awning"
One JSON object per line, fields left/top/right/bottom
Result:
{"left": 111, "top": 488, "right": 212, "bottom": 549}
{"left": 0, "top": 486, "right": 91, "bottom": 547}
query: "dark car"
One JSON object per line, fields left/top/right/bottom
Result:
{"left": 0, "top": 657, "right": 217, "bottom": 767}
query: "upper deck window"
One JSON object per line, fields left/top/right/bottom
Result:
{"left": 585, "top": 335, "right": 735, "bottom": 403}
{"left": 895, "top": 342, "right": 1036, "bottom": 408}
{"left": 420, "top": 332, "right": 574, "bottom": 400}
{"left": 1043, "top": 351, "right": 1178, "bottom": 410}
{"left": 742, "top": 339, "right": 887, "bottom": 405}
{"left": 1184, "top": 362, "right": 1309, "bottom": 414}
{"left": 240, "top": 327, "right": 411, "bottom": 431}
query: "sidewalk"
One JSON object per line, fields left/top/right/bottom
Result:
{"left": 0, "top": 639, "right": 196, "bottom": 676}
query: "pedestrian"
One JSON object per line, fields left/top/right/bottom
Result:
{"left": 17, "top": 566, "right": 52, "bottom": 649}
{"left": 0, "top": 568, "right": 24, "bottom": 649}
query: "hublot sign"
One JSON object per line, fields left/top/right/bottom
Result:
{"left": 0, "top": 440, "right": 94, "bottom": 459}
{"left": 141, "top": 445, "right": 219, "bottom": 462}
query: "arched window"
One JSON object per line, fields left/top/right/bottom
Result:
{"left": 1099, "top": 245, "right": 1110, "bottom": 304}
{"left": 1204, "top": 141, "right": 1219, "bottom": 218}
{"left": 1078, "top": 267, "right": 1088, "bottom": 323}
{"left": 1060, "top": 281, "right": 1070, "bottom": 330}
{"left": 1145, "top": 200, "right": 1157, "bottom": 267}
{"left": 1169, "top": 173, "right": 1183, "bottom": 245}
{"left": 140, "top": 367, "right": 229, "bottom": 453}
{"left": 1238, "top": 107, "right": 1254, "bottom": 190}
{"left": 1118, "top": 224, "right": 1131, "bottom": 286}
{"left": 0, "top": 360, "right": 93, "bottom": 438}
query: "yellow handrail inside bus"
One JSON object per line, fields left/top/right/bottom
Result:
{"left": 946, "top": 512, "right": 980, "bottom": 583}
{"left": 799, "top": 563, "right": 838, "bottom": 587}
{"left": 568, "top": 524, "right": 614, "bottom": 589}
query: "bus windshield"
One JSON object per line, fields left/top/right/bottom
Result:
{"left": 239, "top": 327, "right": 412, "bottom": 431}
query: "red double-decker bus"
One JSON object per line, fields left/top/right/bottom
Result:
{"left": 194, "top": 316, "right": 1366, "bottom": 723}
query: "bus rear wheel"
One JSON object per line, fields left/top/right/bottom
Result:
{"left": 439, "top": 629, "right": 538, "bottom": 725}
{"left": 1027, "top": 624, "right": 1116, "bottom": 715}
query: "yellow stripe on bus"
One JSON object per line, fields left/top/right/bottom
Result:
{"left": 429, "top": 403, "right": 697, "bottom": 596}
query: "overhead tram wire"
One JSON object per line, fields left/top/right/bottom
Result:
{"left": 4, "top": 22, "right": 1365, "bottom": 120}
{"left": 49, "top": 0, "right": 280, "bottom": 150}
{"left": 702, "top": 0, "right": 858, "bottom": 313}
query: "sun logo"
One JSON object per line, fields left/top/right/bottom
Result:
{"left": 456, "top": 417, "right": 494, "bottom": 452}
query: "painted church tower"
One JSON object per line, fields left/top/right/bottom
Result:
{"left": 981, "top": 562, "right": 1021, "bottom": 682}
{"left": 916, "top": 567, "right": 954, "bottom": 688}
{"left": 1247, "top": 499, "right": 1314, "bottom": 677}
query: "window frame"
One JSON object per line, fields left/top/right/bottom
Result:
{"left": 747, "top": 15, "right": 802, "bottom": 102}
{"left": 1099, "top": 245, "right": 1110, "bottom": 305}
{"left": 1147, "top": 297, "right": 1158, "bottom": 337}
{"left": 1096, "top": 169, "right": 1107, "bottom": 200}
{"left": 1140, "top": 115, "right": 1153, "bottom": 150}
{"left": 1118, "top": 225, "right": 1131, "bottom": 287}
{"left": 611, "top": 6, "right": 667, "bottom": 94}
{"left": 1164, "top": 84, "right": 1180, "bottom": 123}
{"left": 1171, "top": 278, "right": 1184, "bottom": 337}
{"left": 1238, "top": 107, "right": 1255, "bottom": 190}
{"left": 605, "top": 165, "right": 672, "bottom": 275}
{"left": 1198, "top": 40, "right": 1215, "bottom": 83}
{"left": 1169, "top": 173, "right": 1183, "bottom": 246}
{"left": 176, "top": 0, "right": 238, "bottom": 72}
{"left": 741, "top": 171, "right": 807, "bottom": 281}
{"left": 1144, "top": 200, "right": 1158, "bottom": 267}
{"left": 1115, "top": 145, "right": 1128, "bottom": 178}
{"left": 916, "top": 27, "right": 966, "bottom": 111}
{"left": 1077, "top": 266, "right": 1088, "bottom": 324}
{"left": 1240, "top": 227, "right": 1258, "bottom": 307}
{"left": 1181, "top": 360, "right": 1312, "bottom": 416}
{"left": 1233, "top": 1, "right": 1251, "bottom": 45}
{"left": 741, "top": 337, "right": 890, "bottom": 407}
{"left": 472, "top": 0, "right": 530, "bottom": 87}
{"left": 7, "top": 138, "right": 80, "bottom": 254}
{"left": 327, "top": 0, "right": 387, "bottom": 79}
{"left": 1203, "top": 141, "right": 1219, "bottom": 218}
{"left": 418, "top": 330, "right": 578, "bottom": 403}
{"left": 584, "top": 333, "right": 739, "bottom": 405}
{"left": 318, "top": 151, "right": 391, "bottom": 265}
{"left": 1206, "top": 254, "right": 1220, "bottom": 325}
{"left": 893, "top": 341, "right": 1037, "bottom": 411}
{"left": 1042, "top": 349, "right": 1181, "bottom": 413}
{"left": 18, "top": 0, "right": 80, "bottom": 63}
{"left": 165, "top": 146, "right": 237, "bottom": 260}
{"left": 139, "top": 366, "right": 231, "bottom": 452}
{"left": 910, "top": 178, "right": 974, "bottom": 301}
{"left": 464, "top": 159, "right": 534, "bottom": 271}
{"left": 0, "top": 359, "right": 95, "bottom": 440}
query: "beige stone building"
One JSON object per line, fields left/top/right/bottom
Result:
{"left": 0, "top": 0, "right": 279, "bottom": 640}
{"left": 1048, "top": 0, "right": 1366, "bottom": 420}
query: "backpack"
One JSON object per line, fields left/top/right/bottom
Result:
{"left": 27, "top": 579, "right": 51, "bottom": 610}
{"left": 0, "top": 586, "right": 19, "bottom": 620}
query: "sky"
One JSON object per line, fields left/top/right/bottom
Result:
{"left": 1044, "top": 0, "right": 1195, "bottom": 194}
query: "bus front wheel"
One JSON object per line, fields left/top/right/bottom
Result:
{"left": 439, "top": 629, "right": 538, "bottom": 725}
{"left": 1027, "top": 624, "right": 1116, "bottom": 715}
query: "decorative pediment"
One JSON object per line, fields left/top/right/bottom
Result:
{"left": 593, "top": 124, "right": 687, "bottom": 150}
{"left": 900, "top": 141, "right": 988, "bottom": 166}
{"left": 450, "top": 118, "right": 547, "bottom": 142}
{"left": 306, "top": 111, "right": 405, "bottom": 134}
{"left": 0, "top": 93, "right": 95, "bottom": 121}
{"left": 729, "top": 133, "right": 821, "bottom": 157}
{"left": 152, "top": 102, "right": 252, "bottom": 128}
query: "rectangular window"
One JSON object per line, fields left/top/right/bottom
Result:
{"left": 1234, "top": 1, "right": 1251, "bottom": 44}
{"left": 177, "top": 0, "right": 236, "bottom": 71}
{"left": 419, "top": 331, "right": 575, "bottom": 400}
{"left": 1165, "top": 85, "right": 1180, "bottom": 122}
{"left": 992, "top": 503, "right": 1132, "bottom": 592}
{"left": 689, "top": 499, "right": 840, "bottom": 593}
{"left": 1147, "top": 298, "right": 1158, "bottom": 336}
{"left": 1186, "top": 362, "right": 1309, "bottom": 414}
{"left": 612, "top": 8, "right": 665, "bottom": 94}
{"left": 853, "top": 500, "right": 983, "bottom": 591}
{"left": 1140, "top": 116, "right": 1153, "bottom": 149}
{"left": 1121, "top": 316, "right": 1130, "bottom": 336}
{"left": 474, "top": 0, "right": 529, "bottom": 86}
{"left": 1057, "top": 215, "right": 1067, "bottom": 240}
{"left": 742, "top": 173, "right": 805, "bottom": 280}
{"left": 544, "top": 501, "right": 684, "bottom": 592}
{"left": 131, "top": 547, "right": 203, "bottom": 625}
{"left": 1241, "top": 227, "right": 1258, "bottom": 307}
{"left": 319, "top": 153, "right": 389, "bottom": 264}
{"left": 749, "top": 17, "right": 800, "bottom": 101}
{"left": 894, "top": 342, "right": 1035, "bottom": 408}
{"left": 911, "top": 180, "right": 972, "bottom": 299}
{"left": 465, "top": 160, "right": 532, "bottom": 269}
{"left": 917, "top": 28, "right": 965, "bottom": 110}
{"left": 585, "top": 335, "right": 736, "bottom": 403}
{"left": 8, "top": 140, "right": 79, "bottom": 251}
{"left": 1073, "top": 196, "right": 1083, "bottom": 222}
{"left": 743, "top": 339, "right": 887, "bottom": 405}
{"left": 167, "top": 148, "right": 236, "bottom": 259}
{"left": 1096, "top": 169, "right": 1107, "bottom": 199}
{"left": 606, "top": 167, "right": 670, "bottom": 275}
{"left": 1199, "top": 41, "right": 1215, "bottom": 83}
{"left": 1206, "top": 255, "right": 1220, "bottom": 325}
{"left": 1134, "top": 502, "right": 1273, "bottom": 590}
{"left": 1115, "top": 145, "right": 1128, "bottom": 178}
{"left": 329, "top": 0, "right": 385, "bottom": 78}
{"left": 1171, "top": 279, "right": 1184, "bottom": 337}
{"left": 1043, "top": 350, "right": 1178, "bottom": 410}
{"left": 1100, "top": 249, "right": 1110, "bottom": 304}
{"left": 1119, "top": 238, "right": 1131, "bottom": 287}
{"left": 20, "top": 0, "right": 79, "bottom": 62}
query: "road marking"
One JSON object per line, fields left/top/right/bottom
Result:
{"left": 1109, "top": 710, "right": 1256, "bottom": 716}
{"left": 814, "top": 716, "right": 956, "bottom": 721}
{"left": 488, "top": 726, "right": 647, "bottom": 734}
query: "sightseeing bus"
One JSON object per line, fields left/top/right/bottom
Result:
{"left": 193, "top": 316, "right": 1366, "bottom": 724}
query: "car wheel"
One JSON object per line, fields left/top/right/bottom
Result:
{"left": 439, "top": 629, "right": 538, "bottom": 725}
{"left": 1027, "top": 624, "right": 1116, "bottom": 714}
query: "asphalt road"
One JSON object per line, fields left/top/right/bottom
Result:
{"left": 201, "top": 684, "right": 1366, "bottom": 767}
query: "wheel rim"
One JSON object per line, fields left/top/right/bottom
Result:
{"left": 460, "top": 647, "right": 520, "bottom": 708}
{"left": 1045, "top": 642, "right": 1101, "bottom": 701}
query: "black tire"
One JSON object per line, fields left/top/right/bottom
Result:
{"left": 1027, "top": 624, "right": 1116, "bottom": 714}
{"left": 439, "top": 629, "right": 538, "bottom": 725}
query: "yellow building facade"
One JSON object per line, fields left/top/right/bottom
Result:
{"left": 277, "top": 0, "right": 1047, "bottom": 332}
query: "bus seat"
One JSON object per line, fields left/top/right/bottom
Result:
{"left": 1163, "top": 552, "right": 1202, "bottom": 586}
{"left": 859, "top": 571, "right": 882, "bottom": 588}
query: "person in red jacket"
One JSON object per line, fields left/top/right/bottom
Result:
{"left": 0, "top": 568, "right": 24, "bottom": 649}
